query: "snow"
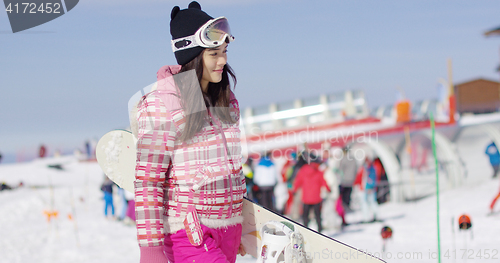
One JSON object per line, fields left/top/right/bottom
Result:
{"left": 459, "top": 112, "right": 500, "bottom": 127}
{"left": 1, "top": 138, "right": 500, "bottom": 263}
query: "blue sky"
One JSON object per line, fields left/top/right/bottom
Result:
{"left": 1, "top": 0, "right": 500, "bottom": 161}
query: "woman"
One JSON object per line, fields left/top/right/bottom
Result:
{"left": 132, "top": 2, "right": 245, "bottom": 262}
{"left": 292, "top": 160, "right": 331, "bottom": 233}
{"left": 354, "top": 157, "right": 379, "bottom": 223}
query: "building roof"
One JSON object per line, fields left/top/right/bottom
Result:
{"left": 455, "top": 78, "right": 500, "bottom": 87}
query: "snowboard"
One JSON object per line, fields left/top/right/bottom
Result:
{"left": 96, "top": 130, "right": 385, "bottom": 263}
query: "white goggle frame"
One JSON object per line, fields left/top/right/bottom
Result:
{"left": 171, "top": 16, "right": 234, "bottom": 52}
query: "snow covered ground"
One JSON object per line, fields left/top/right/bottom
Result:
{"left": 1, "top": 145, "right": 499, "bottom": 262}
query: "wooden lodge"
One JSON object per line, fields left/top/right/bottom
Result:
{"left": 455, "top": 78, "right": 500, "bottom": 114}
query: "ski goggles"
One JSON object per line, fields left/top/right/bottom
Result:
{"left": 171, "top": 16, "right": 234, "bottom": 52}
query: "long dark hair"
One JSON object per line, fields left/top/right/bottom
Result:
{"left": 178, "top": 49, "right": 237, "bottom": 142}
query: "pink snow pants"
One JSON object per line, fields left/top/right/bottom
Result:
{"left": 163, "top": 224, "right": 242, "bottom": 263}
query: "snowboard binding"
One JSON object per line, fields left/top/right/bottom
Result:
{"left": 257, "top": 221, "right": 306, "bottom": 263}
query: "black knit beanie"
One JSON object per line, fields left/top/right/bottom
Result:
{"left": 170, "top": 1, "right": 213, "bottom": 65}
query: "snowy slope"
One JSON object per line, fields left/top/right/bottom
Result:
{"left": 1, "top": 151, "right": 499, "bottom": 263}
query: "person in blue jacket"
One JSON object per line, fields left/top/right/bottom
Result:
{"left": 485, "top": 142, "right": 500, "bottom": 178}
{"left": 253, "top": 152, "right": 279, "bottom": 212}
{"left": 100, "top": 176, "right": 115, "bottom": 218}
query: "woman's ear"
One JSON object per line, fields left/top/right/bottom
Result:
{"left": 188, "top": 1, "right": 201, "bottom": 10}
{"left": 171, "top": 6, "right": 180, "bottom": 20}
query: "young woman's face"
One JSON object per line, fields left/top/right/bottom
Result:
{"left": 201, "top": 42, "right": 228, "bottom": 90}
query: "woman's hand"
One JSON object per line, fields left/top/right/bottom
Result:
{"left": 238, "top": 243, "right": 246, "bottom": 256}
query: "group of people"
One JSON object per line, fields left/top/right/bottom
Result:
{"left": 243, "top": 145, "right": 389, "bottom": 233}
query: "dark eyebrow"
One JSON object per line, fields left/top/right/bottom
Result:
{"left": 208, "top": 45, "right": 228, "bottom": 51}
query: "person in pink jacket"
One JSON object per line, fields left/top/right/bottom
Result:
{"left": 292, "top": 161, "right": 331, "bottom": 233}
{"left": 131, "top": 2, "right": 245, "bottom": 262}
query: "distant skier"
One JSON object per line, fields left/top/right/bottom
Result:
{"left": 292, "top": 160, "right": 331, "bottom": 233}
{"left": 485, "top": 142, "right": 500, "bottom": 178}
{"left": 124, "top": 189, "right": 135, "bottom": 225}
{"left": 320, "top": 147, "right": 344, "bottom": 229}
{"left": 354, "top": 157, "right": 379, "bottom": 222}
{"left": 39, "top": 144, "right": 47, "bottom": 158}
{"left": 373, "top": 157, "right": 390, "bottom": 204}
{"left": 0, "top": 181, "right": 12, "bottom": 191}
{"left": 100, "top": 176, "right": 115, "bottom": 218}
{"left": 242, "top": 157, "right": 255, "bottom": 202}
{"left": 274, "top": 177, "right": 289, "bottom": 215}
{"left": 281, "top": 151, "right": 297, "bottom": 215}
{"left": 253, "top": 152, "right": 279, "bottom": 212}
{"left": 338, "top": 147, "right": 358, "bottom": 211}
{"left": 288, "top": 145, "right": 317, "bottom": 219}
{"left": 85, "top": 140, "right": 91, "bottom": 159}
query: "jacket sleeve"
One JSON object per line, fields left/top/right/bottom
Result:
{"left": 320, "top": 172, "right": 331, "bottom": 193}
{"left": 486, "top": 145, "right": 491, "bottom": 155}
{"left": 292, "top": 167, "right": 304, "bottom": 193}
{"left": 353, "top": 166, "right": 364, "bottom": 189}
{"left": 134, "top": 93, "right": 176, "bottom": 263}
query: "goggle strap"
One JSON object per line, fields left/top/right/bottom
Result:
{"left": 171, "top": 35, "right": 199, "bottom": 52}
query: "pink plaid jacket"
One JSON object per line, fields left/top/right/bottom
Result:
{"left": 134, "top": 65, "right": 245, "bottom": 250}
